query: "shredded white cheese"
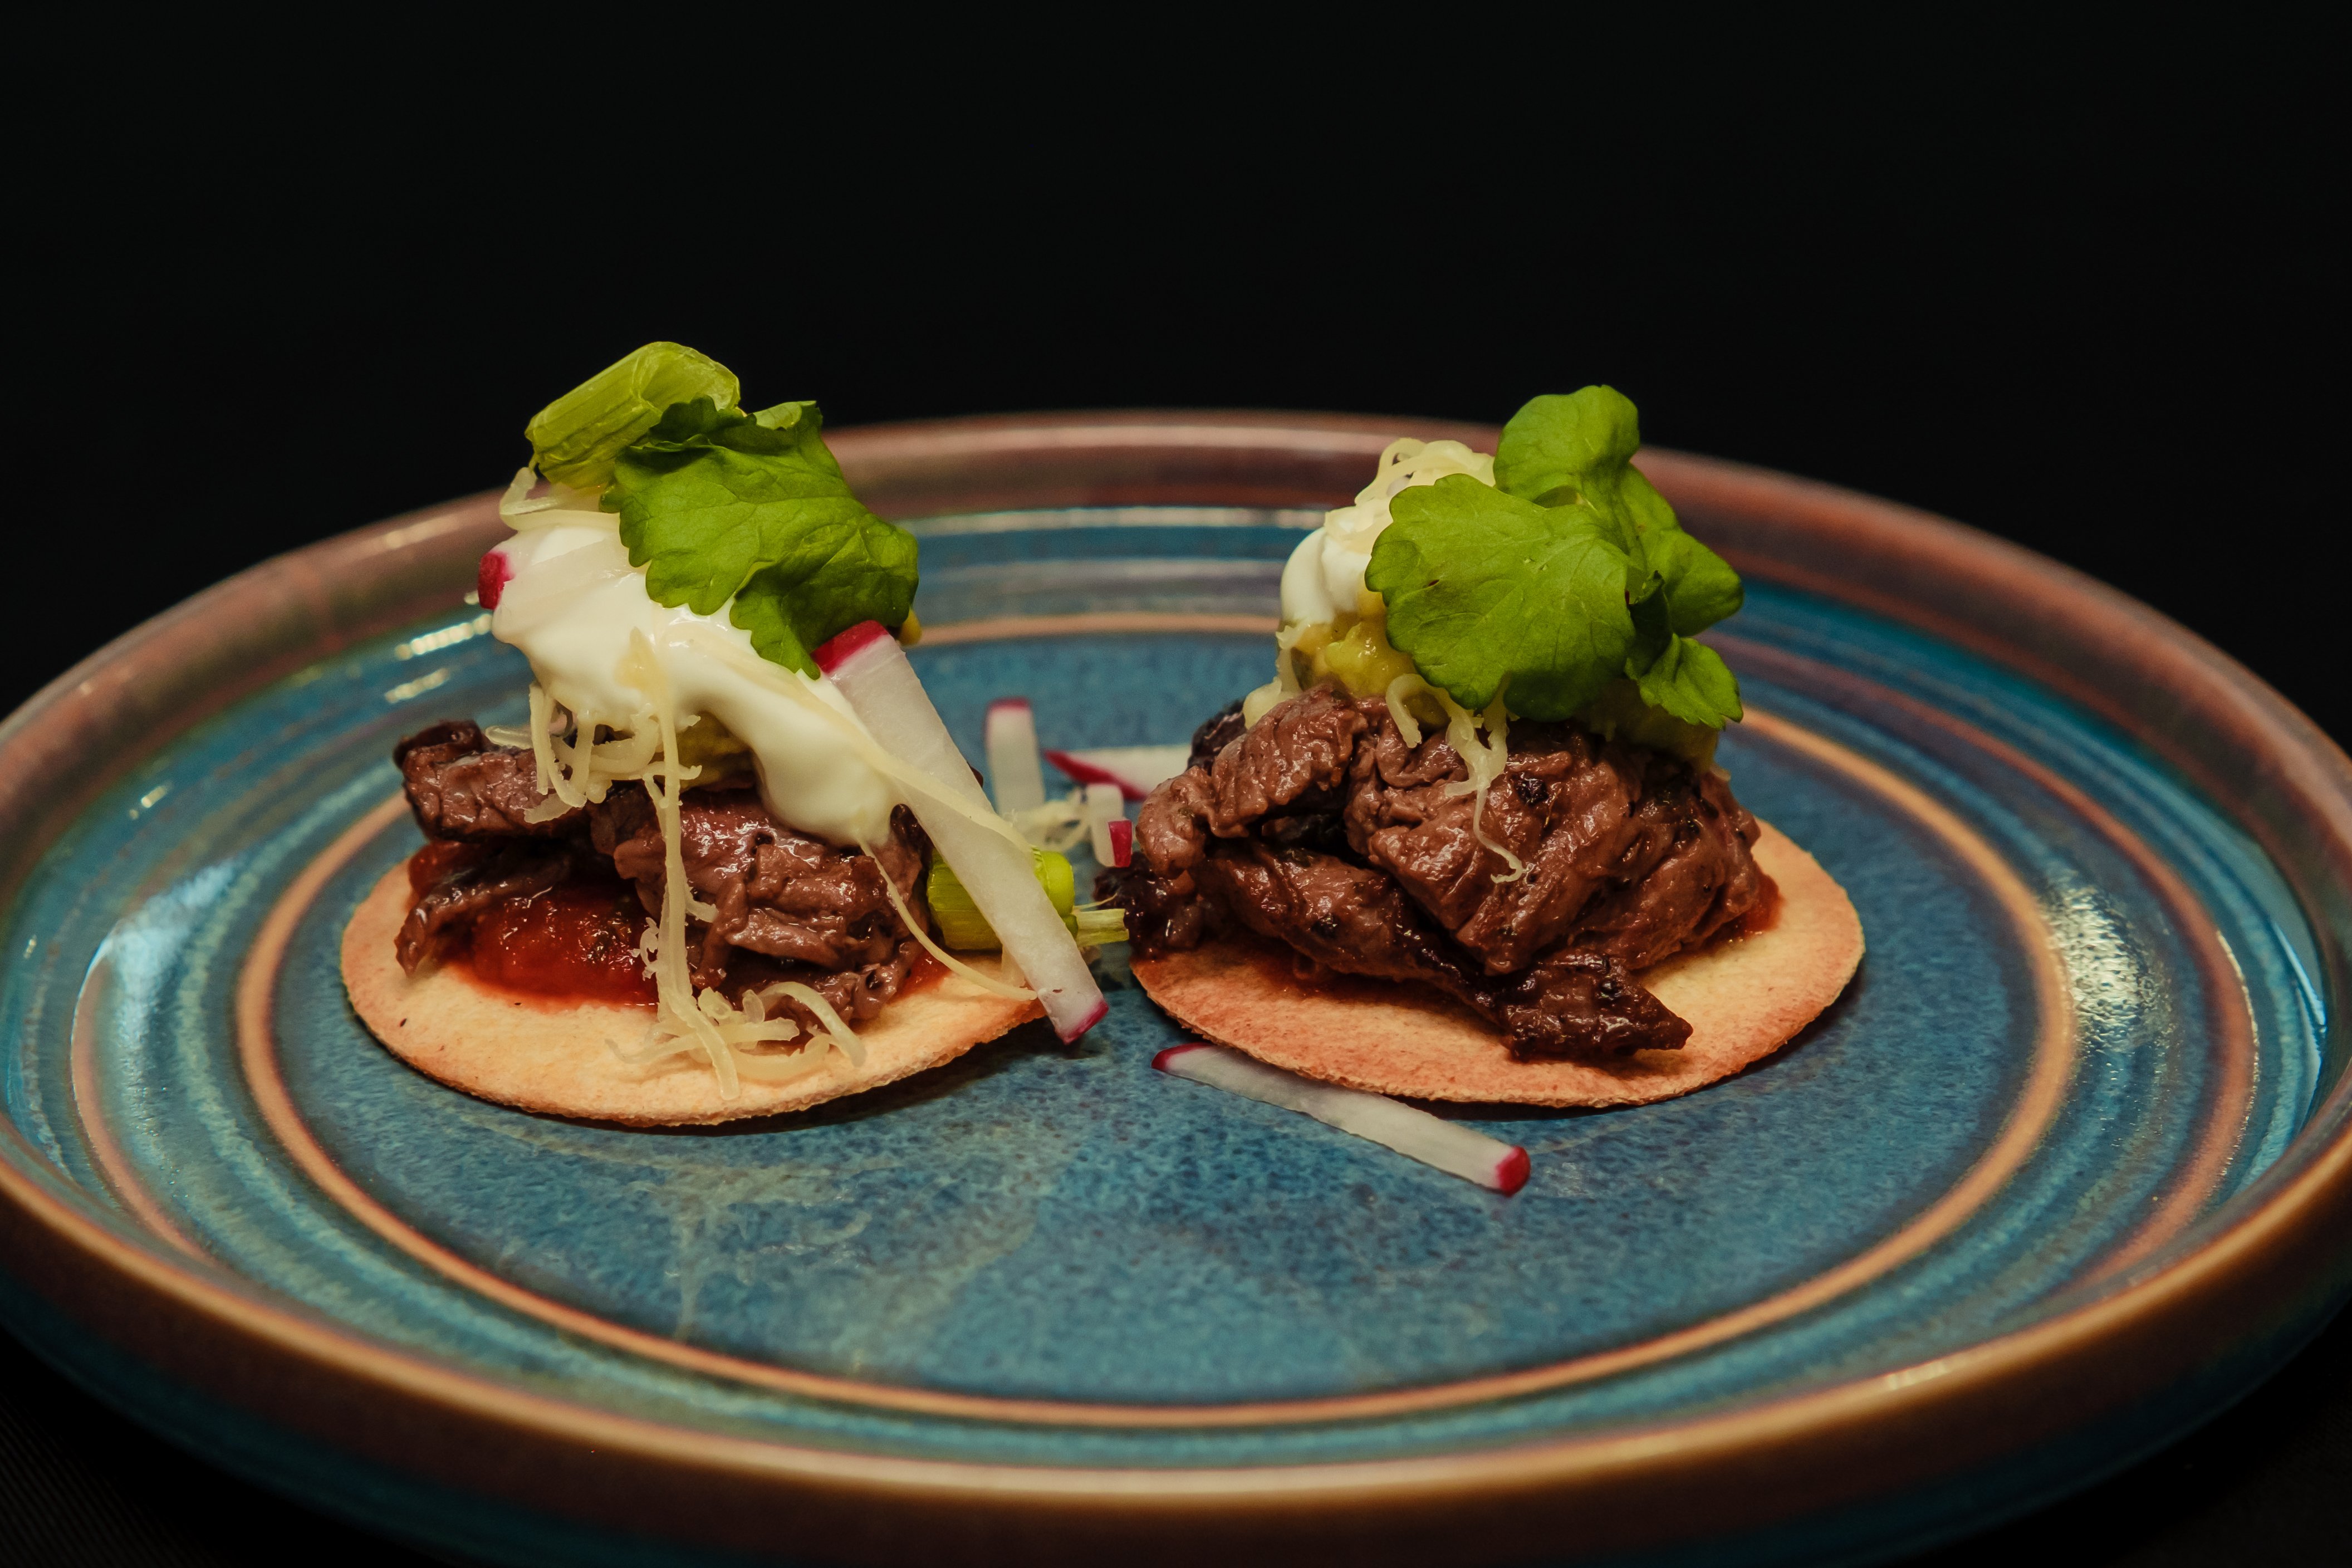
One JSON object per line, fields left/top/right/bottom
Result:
{"left": 525, "top": 631, "right": 852, "bottom": 1100}
{"left": 1383, "top": 673, "right": 1430, "bottom": 748}
{"left": 1436, "top": 689, "right": 1526, "bottom": 883}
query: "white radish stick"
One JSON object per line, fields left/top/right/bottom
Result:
{"left": 1154, "top": 1044, "right": 1530, "bottom": 1194}
{"left": 815, "top": 623, "right": 1106, "bottom": 1041}
{"left": 1045, "top": 744, "right": 1193, "bottom": 801}
{"left": 1083, "top": 782, "right": 1124, "bottom": 865}
{"left": 985, "top": 698, "right": 1047, "bottom": 815}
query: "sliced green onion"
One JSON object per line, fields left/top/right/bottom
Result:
{"left": 1069, "top": 904, "right": 1129, "bottom": 947}
{"left": 525, "top": 342, "right": 741, "bottom": 488}
{"left": 927, "top": 851, "right": 1124, "bottom": 949}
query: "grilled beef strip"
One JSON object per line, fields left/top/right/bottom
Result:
{"left": 396, "top": 720, "right": 583, "bottom": 839}
{"left": 393, "top": 722, "right": 933, "bottom": 1026}
{"left": 1111, "top": 687, "right": 1766, "bottom": 1058}
{"left": 588, "top": 783, "right": 932, "bottom": 1020}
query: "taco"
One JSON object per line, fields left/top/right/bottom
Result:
{"left": 342, "top": 344, "right": 1114, "bottom": 1125}
{"left": 1109, "top": 389, "right": 1862, "bottom": 1105}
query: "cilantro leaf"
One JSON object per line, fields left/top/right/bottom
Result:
{"left": 1368, "top": 476, "right": 1635, "bottom": 719}
{"left": 525, "top": 342, "right": 741, "bottom": 489}
{"left": 610, "top": 398, "right": 881, "bottom": 613}
{"left": 1639, "top": 519, "right": 1743, "bottom": 634}
{"left": 728, "top": 520, "right": 919, "bottom": 674}
{"left": 1620, "top": 463, "right": 1678, "bottom": 536}
{"left": 1626, "top": 591, "right": 1742, "bottom": 727}
{"left": 1493, "top": 386, "right": 1644, "bottom": 514}
{"left": 1372, "top": 385, "right": 1747, "bottom": 731}
{"left": 606, "top": 395, "right": 918, "bottom": 675}
{"left": 1633, "top": 634, "right": 1743, "bottom": 727}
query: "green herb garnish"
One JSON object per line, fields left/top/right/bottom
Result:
{"left": 1366, "top": 386, "right": 1743, "bottom": 729}
{"left": 525, "top": 345, "right": 918, "bottom": 678}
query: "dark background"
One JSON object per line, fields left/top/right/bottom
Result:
{"left": 9, "top": 17, "right": 2344, "bottom": 1567}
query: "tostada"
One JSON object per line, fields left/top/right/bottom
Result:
{"left": 1108, "top": 388, "right": 1863, "bottom": 1107}
{"left": 342, "top": 344, "right": 1117, "bottom": 1125}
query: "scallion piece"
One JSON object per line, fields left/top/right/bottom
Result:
{"left": 525, "top": 341, "right": 741, "bottom": 488}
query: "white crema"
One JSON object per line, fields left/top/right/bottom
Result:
{"left": 487, "top": 519, "right": 899, "bottom": 846}
{"left": 1277, "top": 438, "right": 1497, "bottom": 626}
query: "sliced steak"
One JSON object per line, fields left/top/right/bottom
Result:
{"left": 1194, "top": 840, "right": 1461, "bottom": 988}
{"left": 396, "top": 721, "right": 580, "bottom": 840}
{"left": 393, "top": 722, "right": 932, "bottom": 1012}
{"left": 1190, "top": 840, "right": 1689, "bottom": 1056}
{"left": 589, "top": 785, "right": 930, "bottom": 992}
{"left": 1558, "top": 770, "right": 1765, "bottom": 969}
{"left": 1495, "top": 950, "right": 1692, "bottom": 1056}
{"left": 1346, "top": 721, "right": 1760, "bottom": 974}
{"left": 720, "top": 943, "right": 924, "bottom": 1029}
{"left": 1206, "top": 684, "right": 1364, "bottom": 837}
{"left": 1124, "top": 767, "right": 1218, "bottom": 950}
{"left": 1114, "top": 687, "right": 1765, "bottom": 1057}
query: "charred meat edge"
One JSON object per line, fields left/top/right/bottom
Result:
{"left": 1110, "top": 688, "right": 1767, "bottom": 1057}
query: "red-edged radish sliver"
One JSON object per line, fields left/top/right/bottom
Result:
{"left": 1045, "top": 744, "right": 1192, "bottom": 800}
{"left": 476, "top": 550, "right": 512, "bottom": 610}
{"left": 1082, "top": 782, "right": 1124, "bottom": 865}
{"left": 814, "top": 623, "right": 1106, "bottom": 1041}
{"left": 984, "top": 699, "right": 1046, "bottom": 814}
{"left": 1153, "top": 1044, "right": 1530, "bottom": 1193}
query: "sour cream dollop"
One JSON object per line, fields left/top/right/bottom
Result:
{"left": 1278, "top": 438, "right": 1497, "bottom": 626}
{"left": 487, "top": 518, "right": 898, "bottom": 846}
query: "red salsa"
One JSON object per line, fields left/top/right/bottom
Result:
{"left": 405, "top": 845, "right": 945, "bottom": 1009}
{"left": 408, "top": 845, "right": 656, "bottom": 1006}
{"left": 902, "top": 944, "right": 947, "bottom": 992}
{"left": 468, "top": 875, "right": 657, "bottom": 1004}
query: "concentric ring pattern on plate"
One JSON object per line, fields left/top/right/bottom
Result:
{"left": 1, "top": 416, "right": 2346, "bottom": 1566}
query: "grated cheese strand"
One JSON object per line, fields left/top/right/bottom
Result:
{"left": 1384, "top": 673, "right": 1430, "bottom": 748}
{"left": 567, "top": 703, "right": 599, "bottom": 805}
{"left": 1006, "top": 794, "right": 1089, "bottom": 852}
{"left": 617, "top": 630, "right": 739, "bottom": 1098}
{"left": 497, "top": 465, "right": 614, "bottom": 532}
{"left": 1437, "top": 690, "right": 1527, "bottom": 884}
{"left": 528, "top": 624, "right": 1011, "bottom": 1097}
{"left": 527, "top": 683, "right": 568, "bottom": 803}
{"left": 766, "top": 982, "right": 867, "bottom": 1070}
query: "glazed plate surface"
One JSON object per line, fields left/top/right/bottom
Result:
{"left": 1, "top": 417, "right": 2347, "bottom": 1567}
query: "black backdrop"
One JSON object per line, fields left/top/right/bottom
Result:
{"left": 9, "top": 18, "right": 2344, "bottom": 1567}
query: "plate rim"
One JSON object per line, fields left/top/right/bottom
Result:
{"left": 2, "top": 411, "right": 2348, "bottom": 1562}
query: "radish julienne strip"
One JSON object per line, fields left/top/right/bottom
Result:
{"left": 1155, "top": 1044, "right": 1530, "bottom": 1194}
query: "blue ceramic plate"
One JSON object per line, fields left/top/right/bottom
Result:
{"left": 2, "top": 416, "right": 2348, "bottom": 1567}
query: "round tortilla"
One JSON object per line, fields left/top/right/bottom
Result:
{"left": 341, "top": 865, "right": 1044, "bottom": 1125}
{"left": 1129, "top": 822, "right": 1861, "bottom": 1108}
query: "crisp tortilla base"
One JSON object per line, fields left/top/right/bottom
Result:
{"left": 341, "top": 865, "right": 1044, "bottom": 1125}
{"left": 1130, "top": 822, "right": 1861, "bottom": 1108}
